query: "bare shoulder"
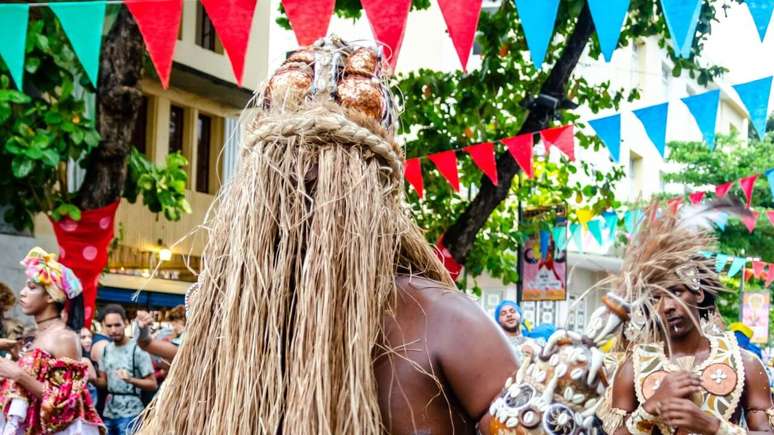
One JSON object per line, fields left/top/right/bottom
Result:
{"left": 47, "top": 328, "right": 81, "bottom": 360}
{"left": 740, "top": 349, "right": 768, "bottom": 381}
{"left": 396, "top": 275, "right": 488, "bottom": 321}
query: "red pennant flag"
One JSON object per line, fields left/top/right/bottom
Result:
{"left": 667, "top": 197, "right": 683, "bottom": 214}
{"left": 741, "top": 210, "right": 760, "bottom": 233}
{"left": 744, "top": 268, "right": 754, "bottom": 282}
{"left": 753, "top": 260, "right": 766, "bottom": 279}
{"left": 438, "top": 0, "right": 483, "bottom": 71}
{"left": 767, "top": 210, "right": 774, "bottom": 227}
{"left": 125, "top": 0, "right": 182, "bottom": 89}
{"left": 361, "top": 0, "right": 411, "bottom": 68}
{"left": 435, "top": 236, "right": 462, "bottom": 281}
{"left": 540, "top": 125, "right": 575, "bottom": 161}
{"left": 715, "top": 181, "right": 733, "bottom": 198}
{"left": 689, "top": 191, "right": 705, "bottom": 205}
{"left": 465, "top": 142, "right": 498, "bottom": 185}
{"left": 200, "top": 0, "right": 257, "bottom": 86}
{"left": 282, "top": 0, "right": 335, "bottom": 46}
{"left": 404, "top": 158, "right": 424, "bottom": 198}
{"left": 766, "top": 265, "right": 774, "bottom": 288}
{"left": 502, "top": 134, "right": 534, "bottom": 178}
{"left": 428, "top": 150, "right": 460, "bottom": 192}
{"left": 738, "top": 174, "right": 758, "bottom": 208}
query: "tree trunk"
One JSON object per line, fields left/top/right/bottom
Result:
{"left": 76, "top": 7, "right": 145, "bottom": 210}
{"left": 442, "top": 3, "right": 595, "bottom": 265}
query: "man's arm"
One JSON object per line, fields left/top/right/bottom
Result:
{"left": 741, "top": 350, "right": 774, "bottom": 434}
{"left": 610, "top": 357, "right": 638, "bottom": 435}
{"left": 428, "top": 292, "right": 518, "bottom": 432}
{"left": 131, "top": 349, "right": 158, "bottom": 392}
{"left": 123, "top": 373, "right": 157, "bottom": 391}
{"left": 138, "top": 338, "right": 178, "bottom": 362}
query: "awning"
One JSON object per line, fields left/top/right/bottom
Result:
{"left": 567, "top": 252, "right": 622, "bottom": 273}
{"left": 97, "top": 286, "right": 184, "bottom": 308}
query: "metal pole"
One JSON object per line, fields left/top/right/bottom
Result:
{"left": 516, "top": 174, "right": 524, "bottom": 304}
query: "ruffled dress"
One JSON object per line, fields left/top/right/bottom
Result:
{"left": 0, "top": 348, "right": 104, "bottom": 434}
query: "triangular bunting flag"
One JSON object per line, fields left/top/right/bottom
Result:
{"left": 681, "top": 90, "right": 720, "bottom": 150}
{"left": 739, "top": 174, "right": 758, "bottom": 208}
{"left": 428, "top": 150, "right": 460, "bottom": 192}
{"left": 570, "top": 223, "right": 583, "bottom": 253}
{"left": 633, "top": 103, "right": 669, "bottom": 156}
{"left": 715, "top": 181, "right": 733, "bottom": 198}
{"left": 603, "top": 211, "right": 619, "bottom": 241}
{"left": 767, "top": 210, "right": 774, "bottom": 227}
{"left": 50, "top": 2, "right": 106, "bottom": 86}
{"left": 766, "top": 265, "right": 774, "bottom": 288}
{"left": 502, "top": 134, "right": 534, "bottom": 178}
{"left": 577, "top": 208, "right": 594, "bottom": 228}
{"left": 540, "top": 125, "right": 575, "bottom": 161}
{"left": 715, "top": 253, "right": 729, "bottom": 273}
{"left": 438, "top": 0, "right": 483, "bottom": 71}
{"left": 733, "top": 76, "right": 773, "bottom": 138}
{"left": 659, "top": 0, "right": 702, "bottom": 58}
{"left": 0, "top": 4, "right": 29, "bottom": 90}
{"left": 589, "top": 114, "right": 622, "bottom": 163}
{"left": 667, "top": 197, "right": 683, "bottom": 214}
{"left": 714, "top": 212, "right": 729, "bottom": 230}
{"left": 689, "top": 191, "right": 705, "bottom": 205}
{"left": 540, "top": 230, "right": 550, "bottom": 259}
{"left": 513, "top": 0, "right": 561, "bottom": 69}
{"left": 200, "top": 0, "right": 257, "bottom": 86}
{"left": 404, "top": 158, "right": 424, "bottom": 198}
{"left": 625, "top": 210, "right": 643, "bottom": 234}
{"left": 753, "top": 260, "right": 766, "bottom": 279}
{"left": 588, "top": 0, "right": 630, "bottom": 62}
{"left": 125, "top": 0, "right": 182, "bottom": 89}
{"left": 361, "top": 0, "right": 412, "bottom": 68}
{"left": 745, "top": 0, "right": 774, "bottom": 42}
{"left": 587, "top": 220, "right": 604, "bottom": 246}
{"left": 741, "top": 210, "right": 760, "bottom": 233}
{"left": 553, "top": 226, "right": 568, "bottom": 251}
{"left": 767, "top": 168, "right": 774, "bottom": 198}
{"left": 744, "top": 268, "right": 754, "bottom": 282}
{"left": 282, "top": 0, "right": 335, "bottom": 46}
{"left": 465, "top": 142, "right": 498, "bottom": 185}
{"left": 728, "top": 257, "right": 746, "bottom": 278}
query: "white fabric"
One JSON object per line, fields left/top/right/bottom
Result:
{"left": 0, "top": 405, "right": 102, "bottom": 435}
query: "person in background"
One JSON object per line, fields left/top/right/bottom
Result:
{"left": 0, "top": 282, "right": 23, "bottom": 358}
{"left": 95, "top": 304, "right": 156, "bottom": 435}
{"left": 135, "top": 310, "right": 178, "bottom": 363}
{"left": 80, "top": 327, "right": 99, "bottom": 404}
{"left": 494, "top": 300, "right": 528, "bottom": 347}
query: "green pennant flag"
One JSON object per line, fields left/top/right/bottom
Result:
{"left": 50, "top": 1, "right": 106, "bottom": 86}
{"left": 0, "top": 4, "right": 29, "bottom": 90}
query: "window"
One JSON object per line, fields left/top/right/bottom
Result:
{"left": 195, "top": 3, "right": 224, "bottom": 53}
{"left": 131, "top": 96, "right": 149, "bottom": 155}
{"left": 196, "top": 114, "right": 212, "bottom": 193}
{"left": 169, "top": 105, "right": 185, "bottom": 155}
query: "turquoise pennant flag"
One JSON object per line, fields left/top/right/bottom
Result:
{"left": 634, "top": 103, "right": 670, "bottom": 157}
{"left": 715, "top": 253, "right": 729, "bottom": 273}
{"left": 570, "top": 223, "right": 583, "bottom": 253}
{"left": 727, "top": 257, "right": 746, "bottom": 278}
{"left": 589, "top": 114, "right": 622, "bottom": 163}
{"left": 659, "top": 0, "right": 702, "bottom": 58}
{"left": 682, "top": 90, "right": 720, "bottom": 151}
{"left": 513, "top": 0, "right": 560, "bottom": 69}
{"left": 50, "top": 1, "right": 106, "bottom": 86}
{"left": 603, "top": 211, "right": 619, "bottom": 241}
{"left": 553, "top": 226, "right": 568, "bottom": 251}
{"left": 624, "top": 209, "right": 643, "bottom": 234}
{"left": 766, "top": 168, "right": 774, "bottom": 199}
{"left": 745, "top": 0, "right": 774, "bottom": 42}
{"left": 714, "top": 212, "right": 729, "bottom": 231}
{"left": 588, "top": 0, "right": 630, "bottom": 62}
{"left": 0, "top": 4, "right": 29, "bottom": 90}
{"left": 733, "top": 76, "right": 773, "bottom": 138}
{"left": 587, "top": 220, "right": 604, "bottom": 246}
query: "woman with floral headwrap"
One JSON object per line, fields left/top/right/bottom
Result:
{"left": 0, "top": 248, "right": 104, "bottom": 434}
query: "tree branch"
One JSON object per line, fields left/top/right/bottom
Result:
{"left": 442, "top": 2, "right": 595, "bottom": 264}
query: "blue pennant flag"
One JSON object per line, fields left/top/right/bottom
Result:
{"left": 540, "top": 230, "right": 550, "bottom": 259}
{"left": 50, "top": 1, "right": 106, "bottom": 86}
{"left": 603, "top": 211, "right": 619, "bottom": 241}
{"left": 634, "top": 103, "right": 670, "bottom": 156}
{"left": 727, "top": 257, "right": 747, "bottom": 278}
{"left": 733, "top": 76, "right": 773, "bottom": 138}
{"left": 714, "top": 212, "right": 729, "bottom": 231}
{"left": 588, "top": 0, "right": 631, "bottom": 62}
{"left": 624, "top": 209, "right": 643, "bottom": 234}
{"left": 767, "top": 168, "right": 774, "bottom": 199}
{"left": 514, "top": 0, "right": 560, "bottom": 69}
{"left": 587, "top": 220, "right": 604, "bottom": 246}
{"left": 0, "top": 4, "right": 29, "bottom": 90}
{"left": 659, "top": 0, "right": 702, "bottom": 58}
{"left": 553, "top": 226, "right": 568, "bottom": 251}
{"left": 745, "top": 0, "right": 774, "bottom": 42}
{"left": 715, "top": 253, "right": 729, "bottom": 273}
{"left": 570, "top": 223, "right": 584, "bottom": 253}
{"left": 699, "top": 250, "right": 713, "bottom": 258}
{"left": 682, "top": 90, "right": 720, "bottom": 151}
{"left": 589, "top": 114, "right": 622, "bottom": 163}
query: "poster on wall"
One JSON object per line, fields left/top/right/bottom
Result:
{"left": 521, "top": 207, "right": 567, "bottom": 302}
{"left": 742, "top": 292, "right": 770, "bottom": 344}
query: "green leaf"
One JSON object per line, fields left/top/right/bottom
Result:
{"left": 44, "top": 111, "right": 63, "bottom": 125}
{"left": 25, "top": 57, "right": 41, "bottom": 74}
{"left": 83, "top": 130, "right": 100, "bottom": 147}
{"left": 31, "top": 134, "right": 49, "bottom": 149}
{"left": 0, "top": 104, "right": 11, "bottom": 123}
{"left": 23, "top": 146, "right": 43, "bottom": 159}
{"left": 0, "top": 90, "right": 31, "bottom": 104}
{"left": 41, "top": 149, "right": 59, "bottom": 167}
{"left": 35, "top": 33, "right": 49, "bottom": 52}
{"left": 11, "top": 158, "right": 34, "bottom": 178}
{"left": 71, "top": 129, "right": 85, "bottom": 144}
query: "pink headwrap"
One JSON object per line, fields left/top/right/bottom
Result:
{"left": 20, "top": 247, "right": 83, "bottom": 303}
